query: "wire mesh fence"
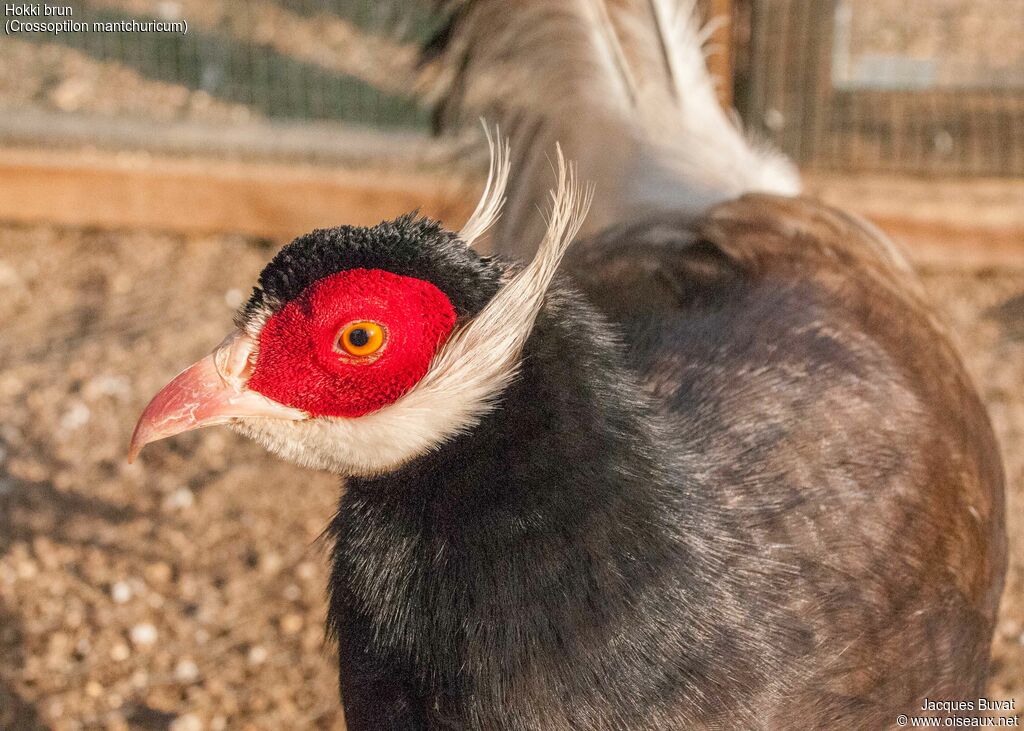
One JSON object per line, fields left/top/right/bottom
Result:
{"left": 1, "top": 0, "right": 431, "bottom": 124}
{"left": 737, "top": 0, "right": 1024, "bottom": 176}
{"left": 0, "top": 0, "right": 436, "bottom": 163}
{"left": 1, "top": 0, "right": 1022, "bottom": 176}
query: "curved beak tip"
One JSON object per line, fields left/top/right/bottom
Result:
{"left": 126, "top": 424, "right": 148, "bottom": 464}
{"left": 126, "top": 333, "right": 305, "bottom": 465}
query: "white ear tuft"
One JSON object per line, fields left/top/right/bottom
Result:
{"left": 366, "top": 144, "right": 592, "bottom": 468}
{"left": 417, "top": 142, "right": 593, "bottom": 419}
{"left": 238, "top": 146, "right": 593, "bottom": 477}
{"left": 458, "top": 122, "right": 512, "bottom": 249}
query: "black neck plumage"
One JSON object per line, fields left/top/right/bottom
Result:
{"left": 322, "top": 280, "right": 761, "bottom": 725}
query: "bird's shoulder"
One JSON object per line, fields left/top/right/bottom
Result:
{"left": 564, "top": 193, "right": 922, "bottom": 321}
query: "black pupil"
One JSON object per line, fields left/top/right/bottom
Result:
{"left": 348, "top": 328, "right": 371, "bottom": 348}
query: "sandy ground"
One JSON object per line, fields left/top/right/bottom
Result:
{"left": 0, "top": 220, "right": 1021, "bottom": 729}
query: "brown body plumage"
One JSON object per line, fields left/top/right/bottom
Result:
{"left": 566, "top": 194, "right": 1006, "bottom": 724}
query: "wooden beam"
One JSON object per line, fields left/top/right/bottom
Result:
{"left": 2, "top": 149, "right": 1021, "bottom": 269}
{"left": 804, "top": 172, "right": 1024, "bottom": 268}
{"left": 0, "top": 148, "right": 475, "bottom": 243}
{"left": 803, "top": 173, "right": 1024, "bottom": 232}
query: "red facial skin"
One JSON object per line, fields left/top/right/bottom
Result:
{"left": 248, "top": 269, "right": 458, "bottom": 417}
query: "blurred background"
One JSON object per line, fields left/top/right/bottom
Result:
{"left": 0, "top": 1, "right": 1022, "bottom": 728}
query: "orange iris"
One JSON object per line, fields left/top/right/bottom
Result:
{"left": 336, "top": 321, "right": 385, "bottom": 358}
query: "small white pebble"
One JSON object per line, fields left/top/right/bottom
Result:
{"left": 259, "top": 552, "right": 282, "bottom": 575}
{"left": 16, "top": 560, "right": 38, "bottom": 580}
{"left": 0, "top": 262, "right": 22, "bottom": 289}
{"left": 59, "top": 401, "right": 91, "bottom": 431}
{"left": 130, "top": 623, "right": 158, "bottom": 647}
{"left": 110, "top": 581, "right": 133, "bottom": 604}
{"left": 163, "top": 488, "right": 195, "bottom": 511}
{"left": 202, "top": 431, "right": 227, "bottom": 455}
{"left": 157, "top": 1, "right": 182, "bottom": 21}
{"left": 247, "top": 645, "right": 268, "bottom": 665}
{"left": 279, "top": 613, "right": 304, "bottom": 635}
{"left": 170, "top": 713, "right": 203, "bottom": 731}
{"left": 224, "top": 288, "right": 245, "bottom": 309}
{"left": 50, "top": 77, "right": 89, "bottom": 112}
{"left": 83, "top": 374, "right": 132, "bottom": 401}
{"left": 174, "top": 658, "right": 200, "bottom": 683}
{"left": 283, "top": 583, "right": 301, "bottom": 601}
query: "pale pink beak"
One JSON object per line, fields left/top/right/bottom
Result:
{"left": 128, "top": 330, "right": 306, "bottom": 462}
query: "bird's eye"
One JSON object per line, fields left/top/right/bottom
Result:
{"left": 336, "top": 321, "right": 386, "bottom": 358}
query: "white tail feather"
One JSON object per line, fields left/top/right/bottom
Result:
{"left": 413, "top": 0, "right": 800, "bottom": 258}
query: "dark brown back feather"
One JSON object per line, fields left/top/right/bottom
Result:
{"left": 564, "top": 194, "right": 1006, "bottom": 725}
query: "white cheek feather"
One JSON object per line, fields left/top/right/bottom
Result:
{"left": 235, "top": 141, "right": 593, "bottom": 477}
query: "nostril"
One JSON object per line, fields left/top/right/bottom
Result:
{"left": 242, "top": 351, "right": 257, "bottom": 379}
{"left": 213, "top": 331, "right": 259, "bottom": 388}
